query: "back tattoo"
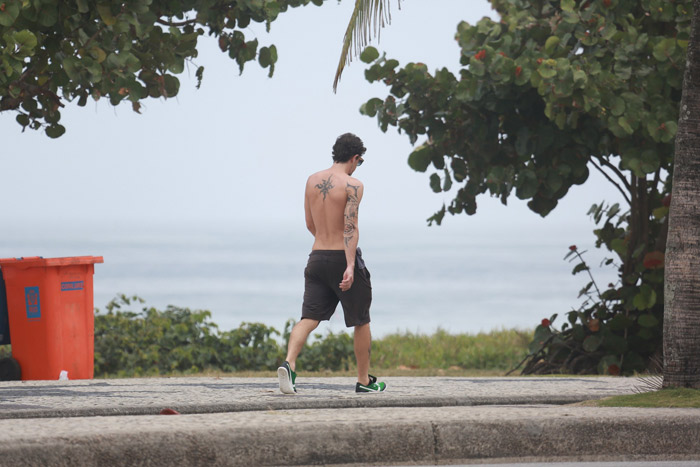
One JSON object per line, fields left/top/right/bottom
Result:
{"left": 315, "top": 175, "right": 334, "bottom": 201}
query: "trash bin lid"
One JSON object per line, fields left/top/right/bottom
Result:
{"left": 0, "top": 256, "right": 104, "bottom": 269}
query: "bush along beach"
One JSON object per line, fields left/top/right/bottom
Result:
{"left": 92, "top": 295, "right": 530, "bottom": 378}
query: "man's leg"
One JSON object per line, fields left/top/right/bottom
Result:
{"left": 354, "top": 322, "right": 371, "bottom": 386}
{"left": 285, "top": 318, "right": 320, "bottom": 371}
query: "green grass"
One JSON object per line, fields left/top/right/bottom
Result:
{"left": 371, "top": 328, "right": 532, "bottom": 371}
{"left": 588, "top": 388, "right": 700, "bottom": 408}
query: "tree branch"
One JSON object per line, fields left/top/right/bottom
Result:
{"left": 598, "top": 157, "right": 633, "bottom": 193}
{"left": 653, "top": 167, "right": 662, "bottom": 195}
{"left": 157, "top": 18, "right": 197, "bottom": 27}
{"left": 590, "top": 159, "right": 632, "bottom": 206}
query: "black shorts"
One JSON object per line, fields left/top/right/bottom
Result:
{"left": 301, "top": 250, "right": 372, "bottom": 327}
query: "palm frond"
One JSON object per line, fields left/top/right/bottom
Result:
{"left": 333, "top": 0, "right": 398, "bottom": 92}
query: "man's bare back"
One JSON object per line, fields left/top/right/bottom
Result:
{"left": 305, "top": 169, "right": 363, "bottom": 249}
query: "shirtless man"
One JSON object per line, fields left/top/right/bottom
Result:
{"left": 277, "top": 133, "right": 386, "bottom": 394}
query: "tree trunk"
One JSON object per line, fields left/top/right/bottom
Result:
{"left": 663, "top": 0, "right": 700, "bottom": 388}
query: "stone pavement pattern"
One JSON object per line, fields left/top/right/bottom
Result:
{"left": 0, "top": 376, "right": 699, "bottom": 466}
{"left": 0, "top": 376, "right": 642, "bottom": 418}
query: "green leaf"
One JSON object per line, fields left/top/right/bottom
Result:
{"left": 633, "top": 285, "right": 657, "bottom": 310}
{"left": 469, "top": 56, "right": 486, "bottom": 77}
{"left": 515, "top": 169, "right": 538, "bottom": 199}
{"left": 45, "top": 124, "right": 66, "bottom": 138}
{"left": 15, "top": 113, "right": 30, "bottom": 127}
{"left": 258, "top": 46, "right": 273, "bottom": 68}
{"left": 408, "top": 144, "right": 432, "bottom": 172}
{"left": 660, "top": 121, "right": 678, "bottom": 143}
{"left": 168, "top": 57, "right": 184, "bottom": 74}
{"left": 13, "top": 30, "right": 38, "bottom": 56}
{"left": 359, "top": 97, "right": 383, "bottom": 117}
{"left": 537, "top": 63, "right": 557, "bottom": 79}
{"left": 653, "top": 38, "right": 676, "bottom": 62}
{"left": 431, "top": 152, "right": 445, "bottom": 170}
{"left": 528, "top": 325, "right": 552, "bottom": 354}
{"left": 37, "top": 5, "right": 58, "bottom": 27}
{"left": 89, "top": 47, "right": 107, "bottom": 64}
{"left": 63, "top": 57, "right": 80, "bottom": 81}
{"left": 97, "top": 4, "right": 118, "bottom": 26}
{"left": 360, "top": 46, "right": 379, "bottom": 63}
{"left": 608, "top": 314, "right": 634, "bottom": 331}
{"left": 77, "top": 0, "right": 89, "bottom": 13}
{"left": 582, "top": 335, "right": 603, "bottom": 352}
{"left": 560, "top": 0, "right": 575, "bottom": 12}
{"left": 544, "top": 36, "right": 560, "bottom": 54}
{"left": 451, "top": 158, "right": 467, "bottom": 182}
{"left": 610, "top": 238, "right": 627, "bottom": 257}
{"left": 573, "top": 69, "right": 587, "bottom": 86}
{"left": 429, "top": 173, "right": 442, "bottom": 193}
{"left": 611, "top": 97, "right": 625, "bottom": 116}
{"left": 638, "top": 313, "right": 659, "bottom": 328}
{"left": 163, "top": 74, "right": 180, "bottom": 97}
{"left": 443, "top": 169, "right": 452, "bottom": 191}
{"left": 0, "top": 0, "right": 20, "bottom": 27}
{"left": 617, "top": 116, "right": 634, "bottom": 135}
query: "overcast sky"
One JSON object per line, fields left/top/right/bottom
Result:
{"left": 1, "top": 0, "right": 622, "bottom": 233}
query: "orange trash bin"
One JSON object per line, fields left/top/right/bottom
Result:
{"left": 0, "top": 256, "right": 104, "bottom": 380}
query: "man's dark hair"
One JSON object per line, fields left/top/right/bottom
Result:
{"left": 332, "top": 133, "right": 366, "bottom": 163}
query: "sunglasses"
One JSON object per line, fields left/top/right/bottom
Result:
{"left": 357, "top": 157, "right": 364, "bottom": 166}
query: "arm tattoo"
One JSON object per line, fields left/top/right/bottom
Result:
{"left": 315, "top": 175, "right": 334, "bottom": 201}
{"left": 344, "top": 183, "right": 360, "bottom": 247}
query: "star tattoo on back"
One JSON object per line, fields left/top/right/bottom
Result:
{"left": 316, "top": 175, "right": 334, "bottom": 201}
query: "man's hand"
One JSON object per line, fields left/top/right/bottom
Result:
{"left": 339, "top": 266, "right": 354, "bottom": 291}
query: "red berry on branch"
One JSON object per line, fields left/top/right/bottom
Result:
{"left": 515, "top": 66, "right": 522, "bottom": 77}
{"left": 569, "top": 245, "right": 577, "bottom": 251}
{"left": 541, "top": 318, "right": 551, "bottom": 327}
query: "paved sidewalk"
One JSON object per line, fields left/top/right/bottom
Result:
{"left": 0, "top": 376, "right": 698, "bottom": 466}
{"left": 0, "top": 376, "right": 642, "bottom": 418}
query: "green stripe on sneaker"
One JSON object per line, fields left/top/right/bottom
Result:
{"left": 355, "top": 380, "right": 386, "bottom": 392}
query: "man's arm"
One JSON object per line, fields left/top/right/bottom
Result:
{"left": 304, "top": 188, "right": 316, "bottom": 236}
{"left": 339, "top": 180, "right": 363, "bottom": 291}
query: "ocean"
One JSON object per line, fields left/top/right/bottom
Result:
{"left": 0, "top": 219, "right": 617, "bottom": 338}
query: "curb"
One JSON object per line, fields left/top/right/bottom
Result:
{"left": 0, "top": 406, "right": 699, "bottom": 466}
{"left": 0, "top": 394, "right": 607, "bottom": 419}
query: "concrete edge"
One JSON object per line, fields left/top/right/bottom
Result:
{"left": 0, "top": 394, "right": 603, "bottom": 419}
{"left": 0, "top": 408, "right": 699, "bottom": 466}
